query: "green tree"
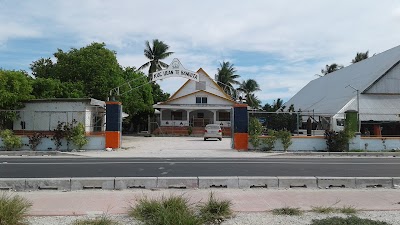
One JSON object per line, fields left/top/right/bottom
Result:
{"left": 0, "top": 69, "right": 33, "bottom": 109}
{"left": 138, "top": 39, "right": 174, "bottom": 76}
{"left": 30, "top": 57, "right": 54, "bottom": 78}
{"left": 30, "top": 42, "right": 123, "bottom": 100}
{"left": 116, "top": 67, "right": 156, "bottom": 132}
{"left": 215, "top": 61, "right": 240, "bottom": 98}
{"left": 31, "top": 78, "right": 85, "bottom": 99}
{"left": 351, "top": 51, "right": 369, "bottom": 63}
{"left": 263, "top": 98, "right": 284, "bottom": 112}
{"left": 321, "top": 63, "right": 344, "bottom": 75}
{"left": 238, "top": 79, "right": 261, "bottom": 108}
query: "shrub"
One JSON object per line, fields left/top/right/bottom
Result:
{"left": 0, "top": 192, "right": 32, "bottom": 225}
{"left": 276, "top": 130, "right": 292, "bottom": 151}
{"left": 261, "top": 130, "right": 277, "bottom": 151}
{"left": 129, "top": 195, "right": 201, "bottom": 225}
{"left": 0, "top": 129, "right": 22, "bottom": 151}
{"left": 311, "top": 206, "right": 337, "bottom": 214}
{"left": 51, "top": 120, "right": 84, "bottom": 151}
{"left": 71, "top": 123, "right": 88, "bottom": 150}
{"left": 73, "top": 216, "right": 119, "bottom": 225}
{"left": 272, "top": 207, "right": 302, "bottom": 216}
{"left": 249, "top": 117, "right": 263, "bottom": 150}
{"left": 188, "top": 126, "right": 193, "bottom": 135}
{"left": 310, "top": 216, "right": 390, "bottom": 225}
{"left": 27, "top": 132, "right": 47, "bottom": 151}
{"left": 325, "top": 130, "right": 349, "bottom": 152}
{"left": 339, "top": 205, "right": 357, "bottom": 214}
{"left": 199, "top": 192, "right": 232, "bottom": 224}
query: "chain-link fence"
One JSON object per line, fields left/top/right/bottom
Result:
{"left": 248, "top": 111, "right": 400, "bottom": 137}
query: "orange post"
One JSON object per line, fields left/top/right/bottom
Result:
{"left": 105, "top": 131, "right": 121, "bottom": 148}
{"left": 373, "top": 124, "right": 382, "bottom": 137}
{"left": 234, "top": 133, "right": 248, "bottom": 151}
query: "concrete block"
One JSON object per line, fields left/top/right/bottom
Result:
{"left": 26, "top": 178, "right": 71, "bottom": 191}
{"left": 115, "top": 177, "right": 157, "bottom": 190}
{"left": 198, "top": 176, "right": 239, "bottom": 188}
{"left": 71, "top": 177, "right": 114, "bottom": 190}
{"left": 278, "top": 176, "right": 318, "bottom": 189}
{"left": 317, "top": 177, "right": 356, "bottom": 189}
{"left": 0, "top": 178, "right": 26, "bottom": 191}
{"left": 355, "top": 177, "right": 393, "bottom": 188}
{"left": 238, "top": 176, "right": 278, "bottom": 189}
{"left": 157, "top": 177, "right": 198, "bottom": 189}
{"left": 393, "top": 177, "right": 400, "bottom": 189}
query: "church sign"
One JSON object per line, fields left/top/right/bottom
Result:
{"left": 152, "top": 58, "right": 200, "bottom": 82}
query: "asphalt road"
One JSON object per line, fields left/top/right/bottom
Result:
{"left": 1, "top": 157, "right": 400, "bottom": 178}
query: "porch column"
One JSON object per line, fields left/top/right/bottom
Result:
{"left": 187, "top": 110, "right": 191, "bottom": 126}
{"left": 160, "top": 109, "right": 164, "bottom": 125}
{"left": 212, "top": 110, "right": 217, "bottom": 124}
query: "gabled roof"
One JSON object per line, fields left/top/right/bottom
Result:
{"left": 283, "top": 45, "right": 400, "bottom": 115}
{"left": 160, "top": 68, "right": 234, "bottom": 104}
{"left": 161, "top": 90, "right": 236, "bottom": 105}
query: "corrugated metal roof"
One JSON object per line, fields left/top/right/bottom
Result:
{"left": 284, "top": 45, "right": 400, "bottom": 115}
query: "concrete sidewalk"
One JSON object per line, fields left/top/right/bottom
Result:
{"left": 16, "top": 189, "right": 400, "bottom": 216}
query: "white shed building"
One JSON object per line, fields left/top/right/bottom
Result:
{"left": 14, "top": 98, "right": 105, "bottom": 134}
{"left": 284, "top": 45, "right": 400, "bottom": 136}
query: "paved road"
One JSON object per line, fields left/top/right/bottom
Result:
{"left": 1, "top": 157, "right": 400, "bottom": 178}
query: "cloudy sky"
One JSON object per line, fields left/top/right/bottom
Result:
{"left": 1, "top": 0, "right": 400, "bottom": 104}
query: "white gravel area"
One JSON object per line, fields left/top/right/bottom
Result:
{"left": 27, "top": 211, "right": 400, "bottom": 225}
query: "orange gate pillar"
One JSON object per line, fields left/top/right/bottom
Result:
{"left": 105, "top": 101, "right": 122, "bottom": 149}
{"left": 233, "top": 104, "right": 248, "bottom": 151}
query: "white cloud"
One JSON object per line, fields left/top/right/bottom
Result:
{"left": 2, "top": 0, "right": 400, "bottom": 104}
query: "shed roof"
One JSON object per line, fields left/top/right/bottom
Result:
{"left": 24, "top": 98, "right": 106, "bottom": 107}
{"left": 284, "top": 45, "right": 400, "bottom": 115}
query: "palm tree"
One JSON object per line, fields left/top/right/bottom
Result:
{"left": 246, "top": 93, "right": 261, "bottom": 109}
{"left": 215, "top": 61, "right": 240, "bottom": 98}
{"left": 263, "top": 98, "right": 284, "bottom": 111}
{"left": 351, "top": 51, "right": 369, "bottom": 64}
{"left": 238, "top": 79, "right": 261, "bottom": 108}
{"left": 138, "top": 39, "right": 174, "bottom": 77}
{"left": 321, "top": 63, "right": 344, "bottom": 75}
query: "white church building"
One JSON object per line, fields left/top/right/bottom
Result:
{"left": 153, "top": 66, "right": 236, "bottom": 129}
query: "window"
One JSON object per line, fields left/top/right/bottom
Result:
{"left": 197, "top": 112, "right": 204, "bottom": 118}
{"left": 196, "top": 96, "right": 207, "bottom": 104}
{"left": 196, "top": 81, "right": 206, "bottom": 90}
{"left": 219, "top": 112, "right": 230, "bottom": 121}
{"left": 171, "top": 111, "right": 183, "bottom": 120}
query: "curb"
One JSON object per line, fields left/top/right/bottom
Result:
{"left": 1, "top": 176, "right": 399, "bottom": 192}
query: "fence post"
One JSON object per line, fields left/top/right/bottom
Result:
{"left": 233, "top": 104, "right": 248, "bottom": 151}
{"left": 105, "top": 101, "right": 122, "bottom": 149}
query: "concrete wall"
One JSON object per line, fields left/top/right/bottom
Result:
{"left": 13, "top": 102, "right": 105, "bottom": 132}
{"left": 251, "top": 136, "right": 327, "bottom": 151}
{"left": 352, "top": 135, "right": 400, "bottom": 151}
{"left": 250, "top": 134, "right": 400, "bottom": 151}
{"left": 0, "top": 136, "right": 105, "bottom": 151}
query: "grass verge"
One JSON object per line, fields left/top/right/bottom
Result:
{"left": 272, "top": 207, "right": 303, "bottom": 216}
{"left": 72, "top": 216, "right": 120, "bottom": 225}
{"left": 0, "top": 192, "right": 32, "bottom": 225}
{"left": 311, "top": 205, "right": 358, "bottom": 214}
{"left": 311, "top": 216, "right": 391, "bottom": 225}
{"left": 129, "top": 195, "right": 201, "bottom": 225}
{"left": 129, "top": 193, "right": 232, "bottom": 225}
{"left": 198, "top": 192, "right": 232, "bottom": 224}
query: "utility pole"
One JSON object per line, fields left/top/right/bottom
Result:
{"left": 346, "top": 85, "right": 360, "bottom": 132}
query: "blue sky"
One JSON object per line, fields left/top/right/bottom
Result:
{"left": 1, "top": 0, "right": 400, "bottom": 105}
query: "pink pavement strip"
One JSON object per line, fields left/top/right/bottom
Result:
{"left": 16, "top": 189, "right": 400, "bottom": 216}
